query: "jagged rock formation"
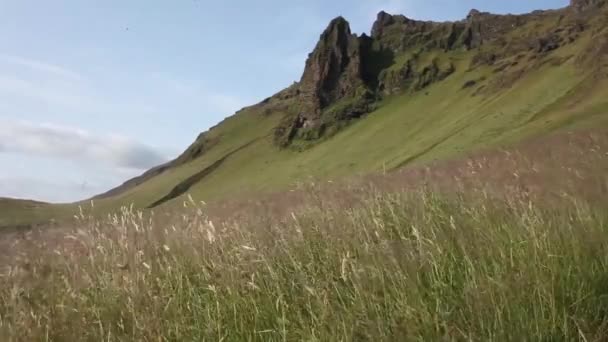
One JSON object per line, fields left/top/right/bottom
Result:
{"left": 274, "top": 8, "right": 541, "bottom": 145}
{"left": 276, "top": 6, "right": 575, "bottom": 146}
{"left": 274, "top": 13, "right": 464, "bottom": 146}
{"left": 299, "top": 17, "right": 366, "bottom": 115}
{"left": 273, "top": 18, "right": 376, "bottom": 146}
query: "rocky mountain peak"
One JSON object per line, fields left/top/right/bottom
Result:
{"left": 371, "top": 11, "right": 395, "bottom": 38}
{"left": 371, "top": 11, "right": 410, "bottom": 38}
{"left": 468, "top": 9, "right": 481, "bottom": 17}
{"left": 274, "top": 2, "right": 601, "bottom": 148}
{"left": 466, "top": 9, "right": 492, "bottom": 21}
{"left": 319, "top": 16, "right": 351, "bottom": 42}
{"left": 297, "top": 16, "right": 367, "bottom": 121}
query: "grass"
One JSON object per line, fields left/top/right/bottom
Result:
{"left": 2, "top": 185, "right": 608, "bottom": 341}
{"left": 174, "top": 57, "right": 603, "bottom": 202}
{"left": 92, "top": 103, "right": 285, "bottom": 210}
{"left": 0, "top": 199, "right": 72, "bottom": 228}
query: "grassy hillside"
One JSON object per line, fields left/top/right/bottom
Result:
{"left": 91, "top": 32, "right": 608, "bottom": 212}
{"left": 3, "top": 4, "right": 608, "bottom": 340}
{"left": 2, "top": 2, "right": 608, "bottom": 226}
{"left": 4, "top": 181, "right": 608, "bottom": 340}
{"left": 0, "top": 199, "right": 73, "bottom": 228}
{"left": 2, "top": 119, "right": 607, "bottom": 339}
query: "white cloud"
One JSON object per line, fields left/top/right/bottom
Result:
{"left": 0, "top": 119, "right": 168, "bottom": 171}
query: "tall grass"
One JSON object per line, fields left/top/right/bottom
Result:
{"left": 1, "top": 189, "right": 607, "bottom": 341}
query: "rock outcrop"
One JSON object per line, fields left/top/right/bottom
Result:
{"left": 274, "top": 17, "right": 377, "bottom": 146}
{"left": 297, "top": 17, "right": 369, "bottom": 127}
{"left": 371, "top": 11, "right": 410, "bottom": 40}
{"left": 370, "top": 12, "right": 455, "bottom": 52}
{"left": 272, "top": 2, "right": 604, "bottom": 148}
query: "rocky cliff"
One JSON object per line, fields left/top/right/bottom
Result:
{"left": 269, "top": 0, "right": 607, "bottom": 147}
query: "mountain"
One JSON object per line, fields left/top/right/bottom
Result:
{"left": 91, "top": 0, "right": 608, "bottom": 210}
{"left": 3, "top": 0, "right": 608, "bottom": 224}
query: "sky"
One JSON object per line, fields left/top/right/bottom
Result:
{"left": 0, "top": 0, "right": 569, "bottom": 203}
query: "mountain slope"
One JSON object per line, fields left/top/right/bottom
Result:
{"left": 3, "top": 1, "right": 608, "bottom": 224}
{"left": 87, "top": 1, "right": 606, "bottom": 211}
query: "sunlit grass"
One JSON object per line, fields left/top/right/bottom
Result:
{"left": 1, "top": 186, "right": 607, "bottom": 341}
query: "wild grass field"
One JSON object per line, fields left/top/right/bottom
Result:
{"left": 1, "top": 183, "right": 607, "bottom": 341}
{"left": 0, "top": 128, "right": 607, "bottom": 341}
{"left": 1, "top": 4, "right": 608, "bottom": 340}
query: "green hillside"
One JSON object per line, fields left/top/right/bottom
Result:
{"left": 2, "top": 1, "right": 608, "bottom": 225}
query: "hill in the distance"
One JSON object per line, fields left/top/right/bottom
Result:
{"left": 2, "top": 0, "right": 608, "bottom": 225}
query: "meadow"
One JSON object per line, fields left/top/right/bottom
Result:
{"left": 2, "top": 4, "right": 608, "bottom": 341}
{"left": 1, "top": 141, "right": 607, "bottom": 341}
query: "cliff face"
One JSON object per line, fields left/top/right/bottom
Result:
{"left": 270, "top": 0, "right": 608, "bottom": 147}
{"left": 300, "top": 18, "right": 364, "bottom": 110}
{"left": 295, "top": 17, "right": 371, "bottom": 129}
{"left": 275, "top": 10, "right": 500, "bottom": 145}
{"left": 272, "top": 17, "right": 378, "bottom": 146}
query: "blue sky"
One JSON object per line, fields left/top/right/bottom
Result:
{"left": 0, "top": 0, "right": 568, "bottom": 202}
